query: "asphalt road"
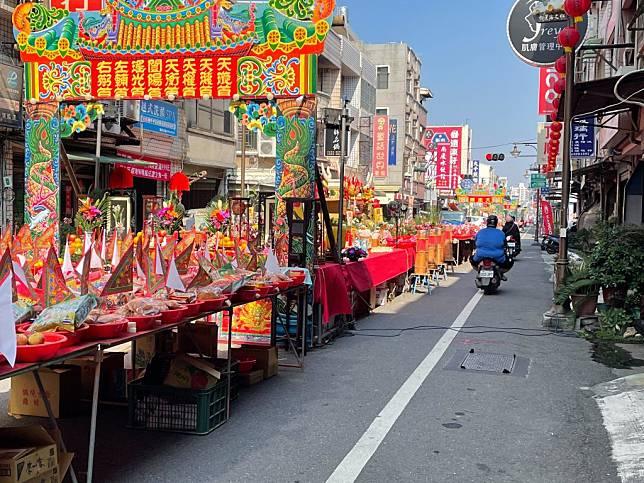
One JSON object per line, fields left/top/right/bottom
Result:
{"left": 0, "top": 245, "right": 622, "bottom": 482}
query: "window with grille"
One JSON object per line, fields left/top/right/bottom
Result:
{"left": 376, "top": 66, "right": 389, "bottom": 90}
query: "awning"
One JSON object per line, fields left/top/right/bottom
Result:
{"left": 66, "top": 152, "right": 157, "bottom": 167}
{"left": 556, "top": 72, "right": 644, "bottom": 121}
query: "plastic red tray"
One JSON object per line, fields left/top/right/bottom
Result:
{"left": 16, "top": 333, "right": 68, "bottom": 363}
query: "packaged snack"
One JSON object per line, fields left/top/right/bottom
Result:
{"left": 31, "top": 294, "right": 98, "bottom": 332}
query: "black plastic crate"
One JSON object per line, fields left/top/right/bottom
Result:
{"left": 128, "top": 378, "right": 227, "bottom": 435}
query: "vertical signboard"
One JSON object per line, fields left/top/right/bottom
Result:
{"left": 540, "top": 200, "right": 554, "bottom": 236}
{"left": 424, "top": 126, "right": 462, "bottom": 191}
{"left": 388, "top": 119, "right": 398, "bottom": 166}
{"left": 324, "top": 126, "right": 341, "bottom": 157}
{"left": 372, "top": 115, "right": 389, "bottom": 178}
{"left": 471, "top": 159, "right": 480, "bottom": 183}
{"left": 538, "top": 67, "right": 561, "bottom": 116}
{"left": 571, "top": 116, "right": 595, "bottom": 158}
{"left": 0, "top": 63, "right": 23, "bottom": 128}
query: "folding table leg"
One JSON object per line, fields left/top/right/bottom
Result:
{"left": 32, "top": 371, "right": 79, "bottom": 483}
{"left": 226, "top": 306, "right": 233, "bottom": 419}
{"left": 86, "top": 349, "right": 103, "bottom": 483}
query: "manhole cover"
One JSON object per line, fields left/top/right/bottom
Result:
{"left": 460, "top": 351, "right": 516, "bottom": 374}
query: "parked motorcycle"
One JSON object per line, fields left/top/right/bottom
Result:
{"left": 475, "top": 258, "right": 501, "bottom": 295}
{"left": 541, "top": 235, "right": 559, "bottom": 255}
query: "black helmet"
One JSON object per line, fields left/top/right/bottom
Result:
{"left": 486, "top": 215, "right": 499, "bottom": 228}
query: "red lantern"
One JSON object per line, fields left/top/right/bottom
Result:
{"left": 169, "top": 172, "right": 191, "bottom": 193}
{"left": 552, "top": 98, "right": 560, "bottom": 111}
{"left": 108, "top": 166, "right": 134, "bottom": 189}
{"left": 550, "top": 131, "right": 561, "bottom": 141}
{"left": 558, "top": 26, "right": 581, "bottom": 53}
{"left": 555, "top": 56, "right": 567, "bottom": 76}
{"left": 554, "top": 78, "right": 566, "bottom": 95}
{"left": 564, "top": 0, "right": 591, "bottom": 23}
{"left": 551, "top": 121, "right": 563, "bottom": 132}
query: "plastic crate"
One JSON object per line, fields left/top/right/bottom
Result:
{"left": 128, "top": 378, "right": 227, "bottom": 435}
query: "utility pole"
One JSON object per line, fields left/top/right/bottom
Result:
{"left": 240, "top": 123, "right": 246, "bottom": 197}
{"left": 336, "top": 100, "right": 352, "bottom": 263}
{"left": 534, "top": 188, "right": 541, "bottom": 244}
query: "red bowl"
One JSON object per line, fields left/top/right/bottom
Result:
{"left": 161, "top": 308, "right": 188, "bottom": 324}
{"left": 274, "top": 280, "right": 291, "bottom": 292}
{"left": 238, "top": 358, "right": 256, "bottom": 373}
{"left": 232, "top": 289, "right": 260, "bottom": 303}
{"left": 16, "top": 333, "right": 67, "bottom": 363}
{"left": 182, "top": 301, "right": 204, "bottom": 318}
{"left": 248, "top": 285, "right": 272, "bottom": 297}
{"left": 200, "top": 297, "right": 228, "bottom": 312}
{"left": 127, "top": 314, "right": 158, "bottom": 331}
{"left": 58, "top": 324, "right": 90, "bottom": 347}
{"left": 84, "top": 321, "right": 128, "bottom": 340}
{"left": 288, "top": 271, "right": 306, "bottom": 286}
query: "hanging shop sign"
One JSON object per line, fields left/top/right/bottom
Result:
{"left": 115, "top": 152, "right": 172, "bottom": 181}
{"left": 471, "top": 159, "right": 480, "bottom": 183}
{"left": 0, "top": 63, "right": 22, "bottom": 129}
{"left": 388, "top": 119, "right": 398, "bottom": 166}
{"left": 424, "top": 126, "right": 462, "bottom": 191}
{"left": 13, "top": 1, "right": 334, "bottom": 102}
{"left": 538, "top": 67, "right": 561, "bottom": 116}
{"left": 570, "top": 116, "right": 595, "bottom": 158}
{"left": 372, "top": 115, "right": 389, "bottom": 178}
{"left": 531, "top": 173, "right": 547, "bottom": 189}
{"left": 137, "top": 100, "right": 178, "bottom": 137}
{"left": 507, "top": 0, "right": 588, "bottom": 67}
{"left": 324, "top": 126, "right": 341, "bottom": 157}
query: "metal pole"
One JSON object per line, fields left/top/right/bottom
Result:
{"left": 556, "top": 45, "right": 575, "bottom": 288}
{"left": 534, "top": 188, "right": 541, "bottom": 243}
{"left": 93, "top": 114, "right": 102, "bottom": 191}
{"left": 336, "top": 103, "right": 349, "bottom": 261}
{"left": 87, "top": 350, "right": 103, "bottom": 483}
{"left": 240, "top": 123, "right": 246, "bottom": 197}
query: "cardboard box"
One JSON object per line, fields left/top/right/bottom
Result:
{"left": 239, "top": 369, "right": 263, "bottom": 387}
{"left": 232, "top": 347, "right": 278, "bottom": 380}
{"left": 9, "top": 366, "right": 80, "bottom": 418}
{"left": 0, "top": 426, "right": 57, "bottom": 483}
{"left": 178, "top": 322, "right": 219, "bottom": 358}
{"left": 66, "top": 352, "right": 125, "bottom": 401}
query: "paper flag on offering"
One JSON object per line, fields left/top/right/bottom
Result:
{"left": 100, "top": 229, "right": 107, "bottom": 261}
{"left": 187, "top": 258, "right": 214, "bottom": 290}
{"left": 83, "top": 231, "right": 93, "bottom": 253}
{"left": 246, "top": 253, "right": 259, "bottom": 272}
{"left": 0, "top": 249, "right": 16, "bottom": 302}
{"left": 12, "top": 260, "right": 38, "bottom": 302}
{"left": 155, "top": 242, "right": 166, "bottom": 276}
{"left": 204, "top": 240, "right": 211, "bottom": 261}
{"left": 136, "top": 258, "right": 145, "bottom": 280}
{"left": 122, "top": 232, "right": 133, "bottom": 255}
{"left": 13, "top": 225, "right": 32, "bottom": 257}
{"left": 34, "top": 223, "right": 55, "bottom": 253}
{"left": 0, "top": 225, "right": 11, "bottom": 252}
{"left": 0, "top": 272, "right": 16, "bottom": 367}
{"left": 145, "top": 246, "right": 165, "bottom": 295}
{"left": 101, "top": 242, "right": 133, "bottom": 296}
{"left": 265, "top": 249, "right": 281, "bottom": 275}
{"left": 79, "top": 244, "right": 92, "bottom": 296}
{"left": 42, "top": 247, "right": 73, "bottom": 306}
{"left": 90, "top": 244, "right": 103, "bottom": 270}
{"left": 61, "top": 238, "right": 74, "bottom": 275}
{"left": 106, "top": 230, "right": 117, "bottom": 263}
{"left": 111, "top": 234, "right": 120, "bottom": 267}
{"left": 177, "top": 230, "right": 195, "bottom": 253}
{"left": 166, "top": 253, "right": 185, "bottom": 292}
{"left": 175, "top": 242, "right": 193, "bottom": 276}
{"left": 161, "top": 237, "right": 176, "bottom": 262}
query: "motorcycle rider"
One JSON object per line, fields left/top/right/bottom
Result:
{"left": 502, "top": 214, "right": 522, "bottom": 254}
{"left": 471, "top": 215, "right": 513, "bottom": 280}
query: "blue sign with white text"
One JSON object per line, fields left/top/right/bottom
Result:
{"left": 388, "top": 119, "right": 398, "bottom": 166}
{"left": 472, "top": 159, "right": 480, "bottom": 182}
{"left": 570, "top": 116, "right": 595, "bottom": 158}
{"left": 138, "top": 100, "right": 178, "bottom": 137}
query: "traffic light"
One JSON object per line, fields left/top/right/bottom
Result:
{"left": 486, "top": 153, "right": 505, "bottom": 162}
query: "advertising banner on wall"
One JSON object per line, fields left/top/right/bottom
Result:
{"left": 424, "top": 126, "right": 462, "bottom": 191}
{"left": 571, "top": 117, "right": 595, "bottom": 158}
{"left": 541, "top": 200, "right": 554, "bottom": 236}
{"left": 372, "top": 115, "right": 389, "bottom": 178}
{"left": 538, "top": 67, "right": 561, "bottom": 116}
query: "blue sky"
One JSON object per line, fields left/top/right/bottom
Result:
{"left": 340, "top": 0, "right": 541, "bottom": 185}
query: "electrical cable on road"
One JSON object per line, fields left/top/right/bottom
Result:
{"left": 345, "top": 324, "right": 578, "bottom": 338}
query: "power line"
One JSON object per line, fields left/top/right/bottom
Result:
{"left": 470, "top": 140, "right": 537, "bottom": 151}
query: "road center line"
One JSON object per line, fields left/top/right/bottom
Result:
{"left": 326, "top": 290, "right": 484, "bottom": 483}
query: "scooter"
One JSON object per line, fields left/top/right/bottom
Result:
{"left": 506, "top": 236, "right": 521, "bottom": 259}
{"left": 475, "top": 258, "right": 501, "bottom": 295}
{"left": 541, "top": 235, "right": 559, "bottom": 255}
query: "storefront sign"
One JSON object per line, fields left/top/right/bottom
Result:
{"left": 538, "top": 67, "right": 561, "bottom": 115}
{"left": 372, "top": 115, "right": 389, "bottom": 178}
{"left": 541, "top": 200, "right": 554, "bottom": 236}
{"left": 324, "top": 126, "right": 342, "bottom": 157}
{"left": 115, "top": 153, "right": 171, "bottom": 181}
{"left": 472, "top": 159, "right": 480, "bottom": 182}
{"left": 531, "top": 173, "right": 547, "bottom": 189}
{"left": 138, "top": 100, "right": 177, "bottom": 137}
{"left": 388, "top": 119, "right": 398, "bottom": 166}
{"left": 571, "top": 116, "right": 595, "bottom": 158}
{"left": 537, "top": 122, "right": 562, "bottom": 166}
{"left": 0, "top": 63, "right": 22, "bottom": 128}
{"left": 507, "top": 0, "right": 588, "bottom": 67}
{"left": 424, "top": 126, "right": 462, "bottom": 191}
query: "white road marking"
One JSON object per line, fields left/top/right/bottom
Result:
{"left": 595, "top": 389, "right": 644, "bottom": 482}
{"left": 326, "top": 291, "right": 484, "bottom": 483}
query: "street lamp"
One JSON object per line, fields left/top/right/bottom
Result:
{"left": 511, "top": 143, "right": 542, "bottom": 244}
{"left": 510, "top": 144, "right": 522, "bottom": 158}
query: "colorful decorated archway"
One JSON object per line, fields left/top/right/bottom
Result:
{"left": 12, "top": 0, "right": 335, "bottom": 263}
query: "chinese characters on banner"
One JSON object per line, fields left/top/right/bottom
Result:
{"left": 115, "top": 153, "right": 171, "bottom": 181}
{"left": 388, "top": 119, "right": 398, "bottom": 166}
{"left": 372, "top": 115, "right": 389, "bottom": 178}
{"left": 472, "top": 159, "right": 480, "bottom": 183}
{"left": 138, "top": 100, "right": 178, "bottom": 137}
{"left": 424, "top": 126, "right": 462, "bottom": 191}
{"left": 571, "top": 117, "right": 595, "bottom": 158}
{"left": 538, "top": 67, "right": 561, "bottom": 116}
{"left": 540, "top": 200, "right": 554, "bottom": 236}
{"left": 91, "top": 57, "right": 237, "bottom": 100}
{"left": 324, "top": 126, "right": 342, "bottom": 157}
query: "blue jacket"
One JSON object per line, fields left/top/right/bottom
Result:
{"left": 474, "top": 227, "right": 506, "bottom": 263}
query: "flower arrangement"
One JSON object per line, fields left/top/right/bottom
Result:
{"left": 203, "top": 198, "right": 231, "bottom": 235}
{"left": 344, "top": 176, "right": 363, "bottom": 200}
{"left": 154, "top": 201, "right": 183, "bottom": 234}
{"left": 342, "top": 246, "right": 368, "bottom": 262}
{"left": 75, "top": 195, "right": 108, "bottom": 232}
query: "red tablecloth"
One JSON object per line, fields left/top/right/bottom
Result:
{"left": 314, "top": 248, "right": 414, "bottom": 322}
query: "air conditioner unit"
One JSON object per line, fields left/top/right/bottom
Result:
{"left": 119, "top": 100, "right": 140, "bottom": 122}
{"left": 258, "top": 132, "right": 276, "bottom": 158}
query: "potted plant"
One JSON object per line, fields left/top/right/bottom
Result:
{"left": 555, "top": 259, "right": 599, "bottom": 316}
